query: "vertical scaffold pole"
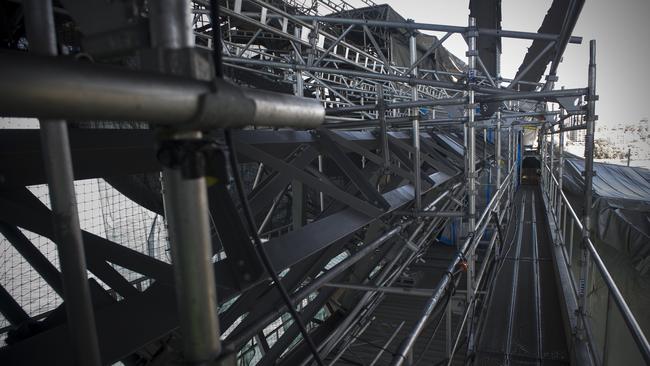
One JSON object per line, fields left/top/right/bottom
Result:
{"left": 465, "top": 16, "right": 478, "bottom": 353}
{"left": 578, "top": 39, "right": 597, "bottom": 340}
{"left": 378, "top": 84, "right": 391, "bottom": 169}
{"left": 515, "top": 129, "right": 524, "bottom": 186}
{"left": 409, "top": 32, "right": 422, "bottom": 211}
{"left": 294, "top": 27, "right": 304, "bottom": 95}
{"left": 557, "top": 107, "right": 566, "bottom": 217}
{"left": 23, "top": 1, "right": 102, "bottom": 365}
{"left": 152, "top": 0, "right": 221, "bottom": 362}
{"left": 496, "top": 110, "right": 502, "bottom": 189}
{"left": 550, "top": 118, "right": 556, "bottom": 208}
{"left": 540, "top": 124, "right": 546, "bottom": 188}
{"left": 507, "top": 126, "right": 514, "bottom": 204}
{"left": 466, "top": 17, "right": 477, "bottom": 233}
{"left": 293, "top": 26, "right": 306, "bottom": 226}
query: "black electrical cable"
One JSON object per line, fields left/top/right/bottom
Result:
{"left": 207, "top": 3, "right": 324, "bottom": 364}
{"left": 224, "top": 130, "right": 326, "bottom": 366}
{"left": 209, "top": 0, "right": 223, "bottom": 78}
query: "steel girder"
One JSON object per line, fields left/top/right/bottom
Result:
{"left": 513, "top": 0, "right": 585, "bottom": 91}
{"left": 0, "top": 125, "right": 480, "bottom": 365}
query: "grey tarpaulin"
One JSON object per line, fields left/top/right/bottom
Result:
{"left": 564, "top": 158, "right": 650, "bottom": 273}
{"left": 563, "top": 158, "right": 650, "bottom": 363}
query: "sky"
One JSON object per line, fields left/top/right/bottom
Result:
{"left": 349, "top": 0, "right": 650, "bottom": 126}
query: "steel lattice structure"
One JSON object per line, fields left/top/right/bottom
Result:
{"left": 0, "top": 0, "right": 649, "bottom": 365}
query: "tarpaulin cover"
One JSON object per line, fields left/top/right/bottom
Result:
{"left": 328, "top": 4, "right": 466, "bottom": 82}
{"left": 563, "top": 158, "right": 650, "bottom": 274}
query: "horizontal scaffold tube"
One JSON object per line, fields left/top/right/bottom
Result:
{"left": 0, "top": 51, "right": 324, "bottom": 129}
{"left": 324, "top": 116, "right": 466, "bottom": 129}
{"left": 223, "top": 56, "right": 466, "bottom": 91}
{"left": 289, "top": 15, "right": 582, "bottom": 44}
{"left": 326, "top": 88, "right": 587, "bottom": 115}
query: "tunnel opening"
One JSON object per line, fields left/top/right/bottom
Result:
{"left": 522, "top": 156, "right": 541, "bottom": 185}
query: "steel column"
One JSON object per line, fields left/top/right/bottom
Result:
{"left": 378, "top": 84, "right": 391, "bottom": 169}
{"left": 550, "top": 119, "right": 556, "bottom": 208}
{"left": 496, "top": 110, "right": 502, "bottom": 190}
{"left": 23, "top": 1, "right": 102, "bottom": 365}
{"left": 539, "top": 126, "right": 543, "bottom": 184}
{"left": 577, "top": 40, "right": 597, "bottom": 342}
{"left": 294, "top": 27, "right": 305, "bottom": 96}
{"left": 557, "top": 109, "right": 566, "bottom": 216}
{"left": 164, "top": 165, "right": 221, "bottom": 362}
{"left": 465, "top": 20, "right": 478, "bottom": 353}
{"left": 153, "top": 0, "right": 221, "bottom": 363}
{"left": 466, "top": 17, "right": 478, "bottom": 233}
{"left": 506, "top": 126, "right": 512, "bottom": 196}
{"left": 410, "top": 34, "right": 422, "bottom": 210}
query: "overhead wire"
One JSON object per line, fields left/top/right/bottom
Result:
{"left": 207, "top": 1, "right": 325, "bottom": 364}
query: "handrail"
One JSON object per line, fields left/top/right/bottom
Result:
{"left": 390, "top": 167, "right": 514, "bottom": 366}
{"left": 545, "top": 163, "right": 583, "bottom": 231}
{"left": 542, "top": 162, "right": 650, "bottom": 364}
{"left": 446, "top": 209, "right": 507, "bottom": 366}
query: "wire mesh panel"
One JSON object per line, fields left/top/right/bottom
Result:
{"left": 0, "top": 177, "right": 170, "bottom": 336}
{"left": 0, "top": 229, "right": 62, "bottom": 331}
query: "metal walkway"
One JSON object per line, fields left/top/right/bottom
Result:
{"left": 475, "top": 186, "right": 569, "bottom": 365}
{"left": 331, "top": 245, "right": 467, "bottom": 366}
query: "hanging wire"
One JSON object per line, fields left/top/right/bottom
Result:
{"left": 207, "top": 1, "right": 325, "bottom": 364}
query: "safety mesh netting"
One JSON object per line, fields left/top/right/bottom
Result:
{"left": 0, "top": 178, "right": 170, "bottom": 335}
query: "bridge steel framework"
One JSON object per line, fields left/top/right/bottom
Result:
{"left": 0, "top": 0, "right": 648, "bottom": 365}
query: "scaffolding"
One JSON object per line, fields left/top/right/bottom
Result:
{"left": 0, "top": 0, "right": 648, "bottom": 365}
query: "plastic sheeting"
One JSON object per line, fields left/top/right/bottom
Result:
{"left": 563, "top": 158, "right": 650, "bottom": 364}
{"left": 563, "top": 158, "right": 650, "bottom": 274}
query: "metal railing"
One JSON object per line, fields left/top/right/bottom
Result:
{"left": 541, "top": 162, "right": 650, "bottom": 365}
{"left": 391, "top": 165, "right": 517, "bottom": 366}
